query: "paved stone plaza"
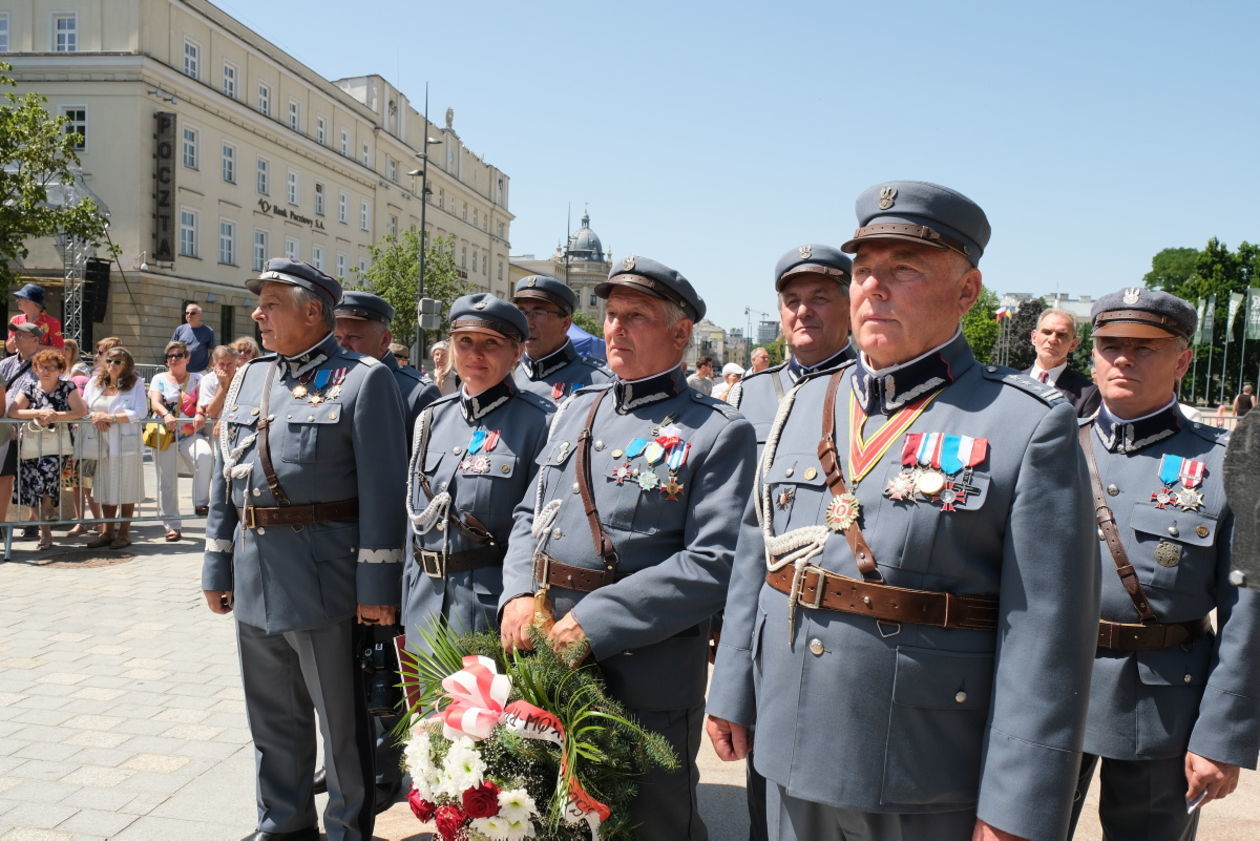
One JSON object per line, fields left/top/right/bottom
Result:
{"left": 0, "top": 524, "right": 1256, "bottom": 840}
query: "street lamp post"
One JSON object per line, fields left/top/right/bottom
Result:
{"left": 406, "top": 85, "right": 443, "bottom": 367}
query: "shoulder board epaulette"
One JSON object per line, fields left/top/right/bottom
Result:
{"left": 394, "top": 365, "right": 424, "bottom": 383}
{"left": 1189, "top": 421, "right": 1230, "bottom": 446}
{"left": 579, "top": 355, "right": 612, "bottom": 371}
{"left": 355, "top": 354, "right": 380, "bottom": 367}
{"left": 690, "top": 390, "right": 742, "bottom": 420}
{"left": 516, "top": 390, "right": 556, "bottom": 415}
{"left": 980, "top": 365, "right": 1065, "bottom": 405}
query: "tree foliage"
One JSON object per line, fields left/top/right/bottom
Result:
{"left": 571, "top": 310, "right": 603, "bottom": 339}
{"left": 350, "top": 231, "right": 471, "bottom": 347}
{"left": 990, "top": 299, "right": 1045, "bottom": 371}
{"left": 961, "top": 286, "right": 1001, "bottom": 364}
{"left": 0, "top": 63, "right": 112, "bottom": 287}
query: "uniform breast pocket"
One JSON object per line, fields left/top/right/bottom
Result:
{"left": 627, "top": 465, "right": 686, "bottom": 535}
{"left": 468, "top": 451, "right": 521, "bottom": 512}
{"left": 1127, "top": 501, "right": 1218, "bottom": 592}
{"left": 763, "top": 451, "right": 828, "bottom": 533}
{"left": 415, "top": 449, "right": 446, "bottom": 509}
{"left": 535, "top": 437, "right": 577, "bottom": 500}
{"left": 281, "top": 402, "right": 342, "bottom": 463}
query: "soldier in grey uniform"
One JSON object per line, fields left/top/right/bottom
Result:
{"left": 511, "top": 274, "right": 612, "bottom": 404}
{"left": 402, "top": 293, "right": 554, "bottom": 652}
{"left": 330, "top": 290, "right": 440, "bottom": 812}
{"left": 500, "top": 256, "right": 757, "bottom": 840}
{"left": 335, "top": 290, "right": 440, "bottom": 443}
{"left": 707, "top": 181, "right": 1100, "bottom": 841}
{"left": 1067, "top": 289, "right": 1260, "bottom": 840}
{"left": 202, "top": 258, "right": 407, "bottom": 841}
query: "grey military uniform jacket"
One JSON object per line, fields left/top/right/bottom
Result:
{"left": 729, "top": 345, "right": 855, "bottom": 449}
{"left": 202, "top": 335, "right": 408, "bottom": 634}
{"left": 1083, "top": 404, "right": 1260, "bottom": 768}
{"left": 500, "top": 366, "right": 756, "bottom": 711}
{"left": 403, "top": 379, "right": 553, "bottom": 642}
{"left": 513, "top": 339, "right": 612, "bottom": 405}
{"left": 381, "top": 351, "right": 440, "bottom": 445}
{"left": 707, "top": 333, "right": 1100, "bottom": 841}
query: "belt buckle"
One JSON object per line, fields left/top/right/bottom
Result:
{"left": 533, "top": 552, "right": 551, "bottom": 588}
{"left": 242, "top": 505, "right": 258, "bottom": 529}
{"left": 419, "top": 549, "right": 445, "bottom": 579}
{"left": 798, "top": 566, "right": 825, "bottom": 610}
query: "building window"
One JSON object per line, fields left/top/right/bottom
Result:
{"left": 222, "top": 62, "right": 237, "bottom": 98}
{"left": 339, "top": 129, "right": 349, "bottom": 156}
{"left": 286, "top": 169, "right": 299, "bottom": 205}
{"left": 221, "top": 143, "right": 236, "bottom": 183}
{"left": 361, "top": 144, "right": 370, "bottom": 167}
{"left": 52, "top": 13, "right": 76, "bottom": 52}
{"left": 179, "top": 209, "right": 198, "bottom": 258}
{"left": 462, "top": 202, "right": 468, "bottom": 221}
{"left": 183, "top": 39, "right": 200, "bottom": 79}
{"left": 388, "top": 215, "right": 397, "bottom": 237}
{"left": 288, "top": 101, "right": 300, "bottom": 132}
{"left": 257, "top": 83, "right": 270, "bottom": 116}
{"left": 473, "top": 209, "right": 479, "bottom": 229}
{"left": 460, "top": 245, "right": 467, "bottom": 269}
{"left": 59, "top": 106, "right": 86, "bottom": 150}
{"left": 386, "top": 157, "right": 397, "bottom": 182}
{"left": 314, "top": 183, "right": 325, "bottom": 216}
{"left": 253, "top": 230, "right": 268, "bottom": 271}
{"left": 338, "top": 192, "right": 347, "bottom": 224}
{"left": 497, "top": 222, "right": 504, "bottom": 238}
{"left": 359, "top": 259, "right": 370, "bottom": 276}
{"left": 219, "top": 219, "right": 236, "bottom": 265}
{"left": 437, "top": 188, "right": 444, "bottom": 209}
{"left": 589, "top": 291, "right": 597, "bottom": 307}
{"left": 284, "top": 236, "right": 298, "bottom": 260}
{"left": 256, "top": 158, "right": 269, "bottom": 195}
{"left": 336, "top": 253, "right": 347, "bottom": 279}
{"left": 0, "top": 14, "right": 9, "bottom": 53}
{"left": 182, "top": 127, "right": 198, "bottom": 170}
{"left": 360, "top": 201, "right": 370, "bottom": 232}
{"left": 219, "top": 305, "right": 235, "bottom": 341}
{"left": 312, "top": 245, "right": 324, "bottom": 271}
{"left": 316, "top": 116, "right": 326, "bottom": 145}
{"left": 497, "top": 260, "right": 504, "bottom": 281}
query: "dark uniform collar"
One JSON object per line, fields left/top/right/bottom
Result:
{"left": 521, "top": 339, "right": 578, "bottom": 381}
{"left": 613, "top": 365, "right": 688, "bottom": 413}
{"left": 788, "top": 343, "right": 855, "bottom": 383}
{"left": 851, "top": 330, "right": 966, "bottom": 415}
{"left": 1094, "top": 398, "right": 1182, "bottom": 454}
{"left": 461, "top": 377, "right": 518, "bottom": 422}
{"left": 379, "top": 349, "right": 400, "bottom": 370}
{"left": 280, "top": 333, "right": 336, "bottom": 379}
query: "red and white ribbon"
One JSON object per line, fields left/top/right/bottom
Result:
{"left": 440, "top": 655, "right": 511, "bottom": 740}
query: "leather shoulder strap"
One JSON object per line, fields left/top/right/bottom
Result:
{"left": 817, "top": 371, "right": 879, "bottom": 579}
{"left": 255, "top": 359, "right": 290, "bottom": 506}
{"left": 575, "top": 389, "right": 618, "bottom": 573}
{"left": 1078, "top": 423, "right": 1157, "bottom": 622}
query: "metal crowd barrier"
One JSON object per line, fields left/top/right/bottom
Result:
{"left": 0, "top": 415, "right": 212, "bottom": 560}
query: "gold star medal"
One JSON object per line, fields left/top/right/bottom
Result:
{"left": 825, "top": 492, "right": 860, "bottom": 532}
{"left": 885, "top": 470, "right": 918, "bottom": 501}
{"left": 291, "top": 384, "right": 308, "bottom": 399}
{"left": 1175, "top": 488, "right": 1204, "bottom": 511}
{"left": 661, "top": 476, "right": 685, "bottom": 501}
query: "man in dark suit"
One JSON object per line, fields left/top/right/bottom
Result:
{"left": 1029, "top": 307, "right": 1100, "bottom": 416}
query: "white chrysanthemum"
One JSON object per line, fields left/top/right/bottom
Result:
{"left": 498, "top": 814, "right": 536, "bottom": 840}
{"left": 468, "top": 816, "right": 511, "bottom": 840}
{"left": 496, "top": 787, "right": 537, "bottom": 824}
{"left": 442, "top": 736, "right": 486, "bottom": 793}
{"left": 402, "top": 727, "right": 433, "bottom": 775}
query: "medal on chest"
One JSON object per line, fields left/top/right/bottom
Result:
{"left": 291, "top": 367, "right": 346, "bottom": 405}
{"left": 459, "top": 427, "right": 500, "bottom": 473}
{"left": 884, "top": 432, "right": 989, "bottom": 512}
{"left": 606, "top": 419, "right": 690, "bottom": 500}
{"left": 1151, "top": 454, "right": 1206, "bottom": 511}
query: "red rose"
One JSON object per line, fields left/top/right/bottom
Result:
{"left": 461, "top": 780, "right": 501, "bottom": 818}
{"left": 434, "top": 804, "right": 467, "bottom": 840}
{"left": 407, "top": 788, "right": 436, "bottom": 822}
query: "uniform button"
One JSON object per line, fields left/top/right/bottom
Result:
{"left": 1230, "top": 570, "right": 1248, "bottom": 587}
{"left": 329, "top": 413, "right": 337, "bottom": 420}
{"left": 594, "top": 440, "right": 605, "bottom": 451}
{"left": 250, "top": 408, "right": 259, "bottom": 415}
{"left": 439, "top": 481, "right": 447, "bottom": 491}
{"left": 252, "top": 488, "right": 261, "bottom": 497}
{"left": 808, "top": 638, "right": 824, "bottom": 656}
{"left": 955, "top": 691, "right": 968, "bottom": 703}
{"left": 571, "top": 482, "right": 580, "bottom": 494}
{"left": 985, "top": 366, "right": 997, "bottom": 373}
{"left": 453, "top": 446, "right": 462, "bottom": 455}
{"left": 784, "top": 467, "right": 795, "bottom": 478}
{"left": 1168, "top": 525, "right": 1179, "bottom": 537}
{"left": 551, "top": 528, "right": 563, "bottom": 540}
{"left": 500, "top": 464, "right": 511, "bottom": 474}
{"left": 803, "top": 467, "right": 818, "bottom": 481}
{"left": 1106, "top": 484, "right": 1119, "bottom": 496}
{"left": 232, "top": 405, "right": 240, "bottom": 411}
{"left": 307, "top": 415, "right": 315, "bottom": 422}
{"left": 1183, "top": 674, "right": 1193, "bottom": 684}
{"left": 1196, "top": 525, "right": 1210, "bottom": 538}
{"left": 287, "top": 414, "right": 293, "bottom": 420}
{"left": 257, "top": 527, "right": 266, "bottom": 535}
{"left": 612, "top": 449, "right": 623, "bottom": 459}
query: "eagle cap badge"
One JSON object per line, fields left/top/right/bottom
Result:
{"left": 1122, "top": 287, "right": 1142, "bottom": 305}
{"left": 623, "top": 256, "right": 636, "bottom": 271}
{"left": 799, "top": 245, "right": 812, "bottom": 260}
{"left": 878, "top": 186, "right": 897, "bottom": 210}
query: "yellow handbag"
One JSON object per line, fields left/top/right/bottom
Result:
{"left": 142, "top": 420, "right": 174, "bottom": 451}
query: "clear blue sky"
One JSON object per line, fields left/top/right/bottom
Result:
{"left": 215, "top": 0, "right": 1260, "bottom": 333}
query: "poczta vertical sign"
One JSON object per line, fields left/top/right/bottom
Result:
{"left": 153, "top": 112, "right": 176, "bottom": 262}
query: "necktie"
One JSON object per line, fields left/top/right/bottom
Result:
{"left": 1038, "top": 371, "right": 1049, "bottom": 384}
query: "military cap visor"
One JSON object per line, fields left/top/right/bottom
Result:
{"left": 512, "top": 288, "right": 573, "bottom": 314}
{"left": 246, "top": 259, "right": 342, "bottom": 308}
{"left": 595, "top": 275, "right": 701, "bottom": 321}
{"left": 334, "top": 305, "right": 387, "bottom": 324}
{"left": 776, "top": 263, "right": 852, "bottom": 292}
{"left": 841, "top": 221, "right": 976, "bottom": 263}
{"left": 1092, "top": 311, "right": 1189, "bottom": 341}
{"left": 841, "top": 181, "right": 991, "bottom": 266}
{"left": 450, "top": 317, "right": 525, "bottom": 342}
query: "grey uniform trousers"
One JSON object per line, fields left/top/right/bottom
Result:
{"left": 1069, "top": 753, "right": 1200, "bottom": 841}
{"left": 766, "top": 782, "right": 975, "bottom": 841}
{"left": 238, "top": 618, "right": 375, "bottom": 841}
{"left": 629, "top": 704, "right": 708, "bottom": 841}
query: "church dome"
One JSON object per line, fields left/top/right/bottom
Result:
{"left": 567, "top": 211, "right": 604, "bottom": 262}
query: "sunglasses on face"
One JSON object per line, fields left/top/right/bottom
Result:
{"left": 165, "top": 353, "right": 187, "bottom": 360}
{"left": 35, "top": 365, "right": 62, "bottom": 373}
{"left": 106, "top": 359, "right": 125, "bottom": 366}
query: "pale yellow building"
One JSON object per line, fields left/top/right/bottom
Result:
{"left": 3, "top": 0, "right": 511, "bottom": 363}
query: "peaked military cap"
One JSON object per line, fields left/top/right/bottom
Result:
{"left": 1091, "top": 287, "right": 1196, "bottom": 341}
{"left": 247, "top": 258, "right": 343, "bottom": 309}
{"left": 841, "top": 180, "right": 991, "bottom": 266}
{"left": 775, "top": 244, "right": 852, "bottom": 291}
{"left": 596, "top": 255, "right": 706, "bottom": 321}
{"left": 513, "top": 274, "right": 577, "bottom": 316}
{"left": 11, "top": 283, "right": 47, "bottom": 309}
{"left": 449, "top": 292, "right": 527, "bottom": 343}
{"left": 334, "top": 290, "right": 395, "bottom": 325}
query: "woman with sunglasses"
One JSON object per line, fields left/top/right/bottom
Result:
{"left": 82, "top": 348, "right": 146, "bottom": 549}
{"left": 231, "top": 335, "right": 260, "bottom": 363}
{"left": 7, "top": 349, "right": 88, "bottom": 549}
{"left": 148, "top": 340, "right": 211, "bottom": 541}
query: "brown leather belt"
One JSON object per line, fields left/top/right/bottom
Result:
{"left": 415, "top": 544, "right": 505, "bottom": 579}
{"left": 237, "top": 498, "right": 358, "bottom": 529}
{"left": 1097, "top": 617, "right": 1211, "bottom": 651}
{"left": 533, "top": 551, "right": 631, "bottom": 593}
{"left": 766, "top": 564, "right": 999, "bottom": 631}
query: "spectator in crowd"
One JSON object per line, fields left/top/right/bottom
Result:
{"left": 83, "top": 347, "right": 146, "bottom": 549}
{"left": 687, "top": 355, "right": 715, "bottom": 395}
{"left": 430, "top": 339, "right": 458, "bottom": 395}
{"left": 389, "top": 342, "right": 411, "bottom": 368}
{"left": 748, "top": 346, "right": 771, "bottom": 374}
{"left": 231, "top": 335, "right": 260, "bottom": 364}
{"left": 170, "top": 303, "right": 217, "bottom": 371}
{"left": 58, "top": 338, "right": 96, "bottom": 537}
{"left": 713, "top": 361, "right": 744, "bottom": 402}
{"left": 7, "top": 283, "right": 64, "bottom": 352}
{"left": 62, "top": 339, "right": 92, "bottom": 388}
{"left": 1234, "top": 383, "right": 1255, "bottom": 418}
{"left": 149, "top": 340, "right": 211, "bottom": 541}
{"left": 0, "top": 323, "right": 42, "bottom": 538}
{"left": 198, "top": 346, "right": 239, "bottom": 441}
{"left": 8, "top": 348, "right": 88, "bottom": 549}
